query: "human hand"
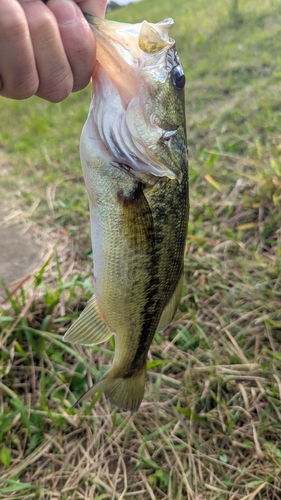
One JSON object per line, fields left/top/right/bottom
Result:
{"left": 0, "top": 0, "right": 107, "bottom": 102}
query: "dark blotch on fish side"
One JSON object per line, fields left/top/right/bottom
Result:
{"left": 117, "top": 181, "right": 143, "bottom": 204}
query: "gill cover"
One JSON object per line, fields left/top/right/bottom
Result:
{"left": 82, "top": 15, "right": 183, "bottom": 180}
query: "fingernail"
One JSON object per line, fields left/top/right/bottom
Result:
{"left": 51, "top": 0, "right": 79, "bottom": 25}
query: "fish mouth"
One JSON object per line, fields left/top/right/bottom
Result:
{"left": 84, "top": 14, "right": 174, "bottom": 53}
{"left": 83, "top": 15, "right": 183, "bottom": 181}
{"left": 84, "top": 14, "right": 175, "bottom": 93}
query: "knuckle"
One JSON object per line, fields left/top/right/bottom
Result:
{"left": 0, "top": 5, "right": 25, "bottom": 34}
{"left": 45, "top": 88, "right": 70, "bottom": 103}
{"left": 37, "top": 70, "right": 73, "bottom": 102}
{"left": 8, "top": 75, "right": 39, "bottom": 100}
{"left": 33, "top": 9, "right": 56, "bottom": 33}
{"left": 72, "top": 74, "right": 91, "bottom": 93}
{"left": 68, "top": 47, "right": 95, "bottom": 92}
{"left": 0, "top": 64, "right": 39, "bottom": 100}
{"left": 21, "top": 4, "right": 57, "bottom": 35}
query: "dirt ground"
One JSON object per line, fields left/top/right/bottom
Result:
{"left": 0, "top": 208, "right": 41, "bottom": 293}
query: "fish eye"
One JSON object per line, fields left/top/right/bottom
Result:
{"left": 172, "top": 65, "right": 185, "bottom": 90}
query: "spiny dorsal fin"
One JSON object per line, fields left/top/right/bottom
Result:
{"left": 157, "top": 271, "right": 183, "bottom": 332}
{"left": 63, "top": 295, "right": 114, "bottom": 346}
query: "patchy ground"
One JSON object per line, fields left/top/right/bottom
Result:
{"left": 0, "top": 208, "right": 41, "bottom": 291}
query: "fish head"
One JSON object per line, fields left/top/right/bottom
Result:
{"left": 83, "top": 15, "right": 187, "bottom": 181}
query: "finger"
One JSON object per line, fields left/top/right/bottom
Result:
{"left": 48, "top": 0, "right": 96, "bottom": 92}
{"left": 0, "top": 0, "right": 38, "bottom": 99}
{"left": 75, "top": 0, "right": 107, "bottom": 19}
{"left": 19, "top": 0, "right": 73, "bottom": 102}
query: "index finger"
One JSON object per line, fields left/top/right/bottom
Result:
{"left": 0, "top": 0, "right": 38, "bottom": 99}
{"left": 74, "top": 0, "right": 107, "bottom": 19}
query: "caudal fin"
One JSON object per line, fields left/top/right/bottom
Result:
{"left": 73, "top": 366, "right": 146, "bottom": 412}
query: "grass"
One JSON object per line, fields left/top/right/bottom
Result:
{"left": 0, "top": 0, "right": 281, "bottom": 498}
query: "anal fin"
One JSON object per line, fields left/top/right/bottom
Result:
{"left": 157, "top": 272, "right": 183, "bottom": 332}
{"left": 63, "top": 295, "right": 113, "bottom": 346}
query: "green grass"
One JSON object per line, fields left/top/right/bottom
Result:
{"left": 1, "top": 0, "right": 281, "bottom": 498}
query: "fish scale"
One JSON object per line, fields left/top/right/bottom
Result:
{"left": 63, "top": 15, "right": 189, "bottom": 412}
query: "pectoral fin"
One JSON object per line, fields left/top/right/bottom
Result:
{"left": 157, "top": 271, "right": 183, "bottom": 332}
{"left": 63, "top": 295, "right": 113, "bottom": 346}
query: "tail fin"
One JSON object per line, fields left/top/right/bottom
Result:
{"left": 73, "top": 366, "right": 146, "bottom": 413}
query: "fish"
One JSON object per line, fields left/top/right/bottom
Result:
{"left": 63, "top": 14, "right": 189, "bottom": 412}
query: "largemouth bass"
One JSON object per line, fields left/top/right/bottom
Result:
{"left": 63, "top": 15, "right": 189, "bottom": 412}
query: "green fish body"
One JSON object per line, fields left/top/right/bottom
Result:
{"left": 63, "top": 15, "right": 189, "bottom": 412}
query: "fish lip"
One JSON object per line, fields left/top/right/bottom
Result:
{"left": 83, "top": 13, "right": 175, "bottom": 35}
{"left": 83, "top": 13, "right": 175, "bottom": 63}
